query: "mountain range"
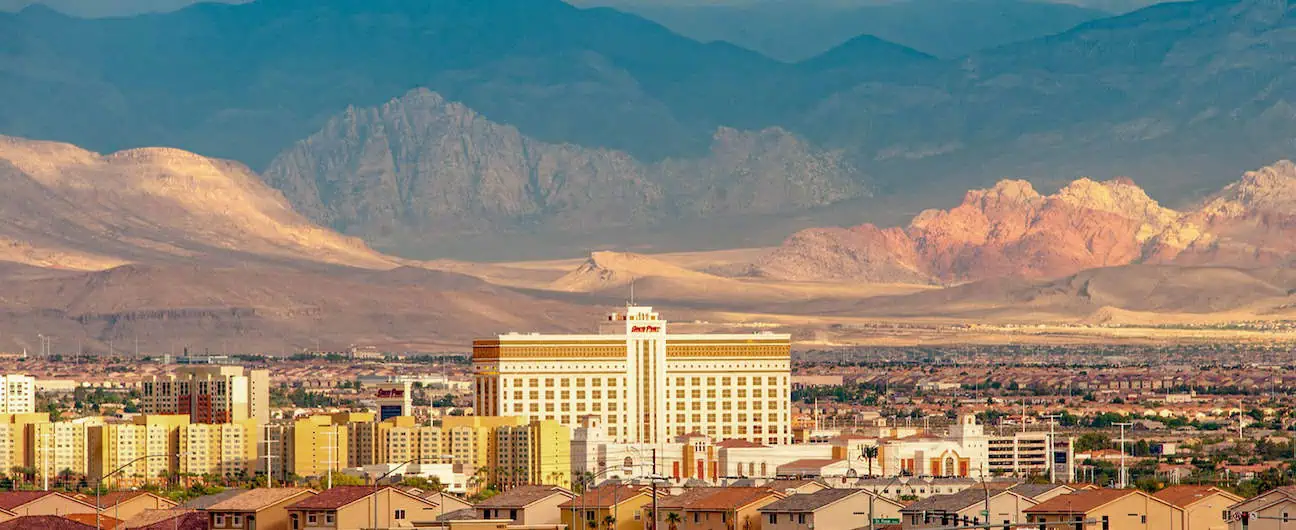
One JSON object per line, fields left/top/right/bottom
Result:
{"left": 757, "top": 161, "right": 1296, "bottom": 283}
{"left": 7, "top": 0, "right": 1296, "bottom": 258}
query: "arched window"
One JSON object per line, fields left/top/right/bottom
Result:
{"left": 944, "top": 457, "right": 955, "bottom": 476}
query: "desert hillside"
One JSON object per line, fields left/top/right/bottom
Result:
{"left": 0, "top": 135, "right": 396, "bottom": 270}
{"left": 757, "top": 162, "right": 1296, "bottom": 284}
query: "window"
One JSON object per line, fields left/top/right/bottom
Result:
{"left": 797, "top": 514, "right": 806, "bottom": 524}
{"left": 694, "top": 513, "right": 700, "bottom": 523}
{"left": 290, "top": 514, "right": 299, "bottom": 530}
{"left": 215, "top": 515, "right": 225, "bottom": 527}
{"left": 231, "top": 516, "right": 242, "bottom": 527}
{"left": 768, "top": 514, "right": 777, "bottom": 525}
{"left": 396, "top": 510, "right": 407, "bottom": 520}
{"left": 325, "top": 514, "right": 334, "bottom": 525}
{"left": 307, "top": 514, "right": 317, "bottom": 525}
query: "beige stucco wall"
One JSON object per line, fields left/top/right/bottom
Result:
{"left": 521, "top": 494, "right": 572, "bottom": 526}
{"left": 1228, "top": 498, "right": 1296, "bottom": 530}
{"left": 108, "top": 494, "right": 177, "bottom": 521}
{"left": 1028, "top": 494, "right": 1183, "bottom": 530}
{"left": 1180, "top": 494, "right": 1239, "bottom": 530}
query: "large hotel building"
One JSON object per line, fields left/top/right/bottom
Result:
{"left": 473, "top": 306, "right": 792, "bottom": 445}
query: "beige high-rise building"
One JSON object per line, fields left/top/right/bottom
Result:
{"left": 473, "top": 306, "right": 792, "bottom": 445}
{"left": 0, "top": 375, "right": 36, "bottom": 414}
{"left": 278, "top": 415, "right": 348, "bottom": 480}
{"left": 180, "top": 418, "right": 260, "bottom": 478}
{"left": 494, "top": 419, "right": 570, "bottom": 490}
{"left": 141, "top": 366, "right": 270, "bottom": 424}
{"left": 0, "top": 413, "right": 46, "bottom": 474}
{"left": 90, "top": 415, "right": 189, "bottom": 486}
{"left": 31, "top": 416, "right": 99, "bottom": 479}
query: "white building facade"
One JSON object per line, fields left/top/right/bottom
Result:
{"left": 0, "top": 375, "right": 35, "bottom": 414}
{"left": 474, "top": 306, "right": 792, "bottom": 445}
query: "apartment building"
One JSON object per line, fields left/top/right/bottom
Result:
{"left": 473, "top": 306, "right": 792, "bottom": 445}
{"left": 180, "top": 418, "right": 259, "bottom": 478}
{"left": 494, "top": 420, "right": 570, "bottom": 489}
{"left": 30, "top": 417, "right": 99, "bottom": 479}
{"left": 0, "top": 414, "right": 45, "bottom": 474}
{"left": 141, "top": 366, "right": 269, "bottom": 425}
{"left": 278, "top": 416, "right": 348, "bottom": 480}
{"left": 987, "top": 431, "right": 1075, "bottom": 482}
{"left": 89, "top": 415, "right": 188, "bottom": 486}
{"left": 0, "top": 376, "right": 35, "bottom": 415}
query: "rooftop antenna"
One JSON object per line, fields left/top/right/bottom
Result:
{"left": 629, "top": 276, "right": 636, "bottom": 307}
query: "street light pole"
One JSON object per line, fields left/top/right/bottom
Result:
{"left": 369, "top": 454, "right": 454, "bottom": 530}
{"left": 1114, "top": 422, "right": 1133, "bottom": 489}
{"left": 96, "top": 453, "right": 184, "bottom": 530}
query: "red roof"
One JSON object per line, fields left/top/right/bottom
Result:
{"left": 558, "top": 485, "right": 650, "bottom": 509}
{"left": 0, "top": 492, "right": 92, "bottom": 511}
{"left": 0, "top": 516, "right": 96, "bottom": 530}
{"left": 64, "top": 514, "right": 124, "bottom": 530}
{"left": 125, "top": 511, "right": 206, "bottom": 530}
{"left": 97, "top": 492, "right": 172, "bottom": 509}
{"left": 1153, "top": 486, "right": 1240, "bottom": 508}
{"left": 287, "top": 487, "right": 403, "bottom": 510}
{"left": 1025, "top": 490, "right": 1137, "bottom": 514}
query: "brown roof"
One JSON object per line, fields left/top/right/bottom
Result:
{"left": 98, "top": 492, "right": 173, "bottom": 509}
{"left": 475, "top": 486, "right": 573, "bottom": 509}
{"left": 1024, "top": 489, "right": 1138, "bottom": 514}
{"left": 287, "top": 487, "right": 383, "bottom": 510}
{"left": 558, "top": 485, "right": 650, "bottom": 509}
{"left": 126, "top": 511, "right": 205, "bottom": 530}
{"left": 0, "top": 516, "right": 96, "bottom": 530}
{"left": 758, "top": 489, "right": 862, "bottom": 513}
{"left": 0, "top": 492, "right": 94, "bottom": 512}
{"left": 64, "top": 514, "right": 124, "bottom": 530}
{"left": 1153, "top": 486, "right": 1240, "bottom": 508}
{"left": 660, "top": 488, "right": 781, "bottom": 512}
{"left": 207, "top": 488, "right": 315, "bottom": 512}
{"left": 123, "top": 509, "right": 199, "bottom": 529}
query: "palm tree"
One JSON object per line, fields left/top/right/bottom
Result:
{"left": 861, "top": 445, "right": 880, "bottom": 477}
{"left": 602, "top": 515, "right": 616, "bottom": 530}
{"left": 666, "top": 512, "right": 681, "bottom": 530}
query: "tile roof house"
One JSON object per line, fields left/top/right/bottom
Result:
{"left": 96, "top": 492, "right": 179, "bottom": 522}
{"left": 759, "top": 489, "right": 902, "bottom": 530}
{"left": 1153, "top": 486, "right": 1242, "bottom": 530}
{"left": 774, "top": 459, "right": 849, "bottom": 478}
{"left": 559, "top": 485, "right": 655, "bottom": 530}
{"left": 179, "top": 489, "right": 248, "bottom": 510}
{"left": 122, "top": 509, "right": 207, "bottom": 530}
{"left": 474, "top": 486, "right": 574, "bottom": 526}
{"left": 0, "top": 492, "right": 97, "bottom": 518}
{"left": 900, "top": 487, "right": 1036, "bottom": 529}
{"left": 0, "top": 515, "right": 96, "bottom": 530}
{"left": 657, "top": 487, "right": 785, "bottom": 530}
{"left": 1006, "top": 484, "right": 1075, "bottom": 503}
{"left": 206, "top": 488, "right": 317, "bottom": 530}
{"left": 286, "top": 486, "right": 440, "bottom": 530}
{"left": 1024, "top": 489, "right": 1182, "bottom": 530}
{"left": 1228, "top": 486, "right": 1296, "bottom": 530}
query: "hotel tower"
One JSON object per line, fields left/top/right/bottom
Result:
{"left": 473, "top": 306, "right": 792, "bottom": 445}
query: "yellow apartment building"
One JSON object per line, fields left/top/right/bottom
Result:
{"left": 283, "top": 415, "right": 348, "bottom": 479}
{"left": 180, "top": 418, "right": 259, "bottom": 478}
{"left": 90, "top": 414, "right": 188, "bottom": 486}
{"left": 30, "top": 416, "right": 99, "bottom": 480}
{"left": 495, "top": 419, "right": 570, "bottom": 489}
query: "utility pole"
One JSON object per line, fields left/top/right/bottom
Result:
{"left": 261, "top": 424, "right": 278, "bottom": 488}
{"left": 1114, "top": 422, "right": 1133, "bottom": 489}
{"left": 323, "top": 427, "right": 339, "bottom": 489}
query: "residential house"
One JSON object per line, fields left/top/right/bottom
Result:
{"left": 759, "top": 489, "right": 902, "bottom": 530}
{"left": 1226, "top": 486, "right": 1296, "bottom": 530}
{"left": 286, "top": 486, "right": 439, "bottom": 530}
{"left": 0, "top": 515, "right": 95, "bottom": 530}
{"left": 122, "top": 510, "right": 207, "bottom": 530}
{"left": 1154, "top": 486, "right": 1242, "bottom": 530}
{"left": 205, "top": 488, "right": 317, "bottom": 530}
{"left": 1006, "top": 484, "right": 1075, "bottom": 504}
{"left": 761, "top": 480, "right": 826, "bottom": 496}
{"left": 773, "top": 460, "right": 848, "bottom": 478}
{"left": 0, "top": 492, "right": 97, "bottom": 518}
{"left": 399, "top": 489, "right": 472, "bottom": 521}
{"left": 657, "top": 487, "right": 784, "bottom": 530}
{"left": 473, "top": 485, "right": 573, "bottom": 526}
{"left": 900, "top": 488, "right": 1037, "bottom": 529}
{"left": 1024, "top": 489, "right": 1183, "bottom": 530}
{"left": 97, "top": 492, "right": 179, "bottom": 522}
{"left": 559, "top": 485, "right": 654, "bottom": 530}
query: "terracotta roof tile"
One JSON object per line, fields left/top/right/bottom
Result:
{"left": 659, "top": 488, "right": 781, "bottom": 512}
{"left": 1024, "top": 489, "right": 1137, "bottom": 514}
{"left": 123, "top": 509, "right": 199, "bottom": 529}
{"left": 0, "top": 492, "right": 69, "bottom": 511}
{"left": 758, "top": 489, "right": 862, "bottom": 513}
{"left": 98, "top": 492, "right": 172, "bottom": 509}
{"left": 287, "top": 487, "right": 387, "bottom": 510}
{"left": 475, "top": 486, "right": 572, "bottom": 509}
{"left": 207, "top": 488, "right": 315, "bottom": 512}
{"left": 126, "top": 511, "right": 205, "bottom": 530}
{"left": 0, "top": 516, "right": 96, "bottom": 530}
{"left": 1153, "top": 486, "right": 1239, "bottom": 508}
{"left": 558, "top": 485, "right": 650, "bottom": 509}
{"left": 64, "top": 514, "right": 124, "bottom": 530}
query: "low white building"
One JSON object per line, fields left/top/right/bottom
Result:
{"left": 341, "top": 462, "right": 472, "bottom": 494}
